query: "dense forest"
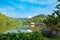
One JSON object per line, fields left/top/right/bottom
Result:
{"left": 0, "top": 13, "right": 23, "bottom": 33}
{"left": 27, "top": 14, "right": 46, "bottom": 23}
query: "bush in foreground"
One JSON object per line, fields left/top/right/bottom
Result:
{"left": 0, "top": 31, "right": 60, "bottom": 40}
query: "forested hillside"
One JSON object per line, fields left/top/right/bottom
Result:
{"left": 0, "top": 13, "right": 23, "bottom": 33}
{"left": 27, "top": 14, "right": 46, "bottom": 22}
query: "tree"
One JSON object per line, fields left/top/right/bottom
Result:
{"left": 44, "top": 0, "right": 60, "bottom": 29}
{"left": 28, "top": 14, "right": 46, "bottom": 23}
{"left": 58, "top": 0, "right": 60, "bottom": 2}
{"left": 0, "top": 13, "right": 23, "bottom": 33}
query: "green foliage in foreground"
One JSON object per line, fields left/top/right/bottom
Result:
{"left": 0, "top": 13, "right": 23, "bottom": 33}
{"left": 0, "top": 31, "right": 60, "bottom": 40}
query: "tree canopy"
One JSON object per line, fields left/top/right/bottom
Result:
{"left": 44, "top": 0, "right": 60, "bottom": 29}
{"left": 27, "top": 14, "right": 46, "bottom": 23}
{"left": 0, "top": 13, "right": 23, "bottom": 33}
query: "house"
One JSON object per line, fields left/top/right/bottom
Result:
{"left": 30, "top": 22, "right": 46, "bottom": 28}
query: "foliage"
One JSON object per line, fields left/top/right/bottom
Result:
{"left": 28, "top": 14, "right": 46, "bottom": 23}
{"left": 58, "top": 0, "right": 60, "bottom": 2}
{"left": 0, "top": 31, "right": 60, "bottom": 40}
{"left": 43, "top": 0, "right": 60, "bottom": 29}
{"left": 0, "top": 13, "right": 23, "bottom": 33}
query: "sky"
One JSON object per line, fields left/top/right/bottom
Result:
{"left": 0, "top": 0, "right": 57, "bottom": 18}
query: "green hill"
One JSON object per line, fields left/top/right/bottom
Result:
{"left": 0, "top": 13, "right": 23, "bottom": 33}
{"left": 28, "top": 14, "right": 46, "bottom": 22}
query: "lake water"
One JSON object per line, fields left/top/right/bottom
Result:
{"left": 4, "top": 24, "right": 32, "bottom": 34}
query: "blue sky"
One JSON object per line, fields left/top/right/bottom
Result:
{"left": 0, "top": 0, "right": 57, "bottom": 18}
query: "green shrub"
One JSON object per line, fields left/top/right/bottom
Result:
{"left": 0, "top": 31, "right": 60, "bottom": 40}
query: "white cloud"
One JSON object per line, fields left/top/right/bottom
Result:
{"left": 19, "top": 0, "right": 57, "bottom": 5}
{"left": 28, "top": 16, "right": 32, "bottom": 18}
{"left": 0, "top": 6, "right": 21, "bottom": 18}
{"left": 0, "top": 0, "right": 57, "bottom": 18}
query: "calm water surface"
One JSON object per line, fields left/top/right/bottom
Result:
{"left": 4, "top": 25, "right": 32, "bottom": 34}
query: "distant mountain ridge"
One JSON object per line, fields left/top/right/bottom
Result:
{"left": 27, "top": 14, "right": 46, "bottom": 22}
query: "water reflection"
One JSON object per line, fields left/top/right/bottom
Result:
{"left": 4, "top": 24, "right": 32, "bottom": 34}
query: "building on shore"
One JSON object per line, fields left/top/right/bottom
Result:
{"left": 30, "top": 22, "right": 46, "bottom": 29}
